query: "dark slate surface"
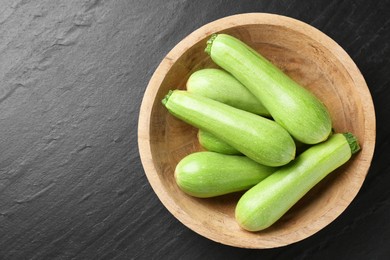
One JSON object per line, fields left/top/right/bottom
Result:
{"left": 0, "top": 0, "right": 389, "bottom": 259}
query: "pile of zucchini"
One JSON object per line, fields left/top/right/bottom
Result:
{"left": 162, "top": 33, "right": 360, "bottom": 232}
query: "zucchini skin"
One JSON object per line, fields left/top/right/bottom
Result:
{"left": 163, "top": 90, "right": 296, "bottom": 167}
{"left": 235, "top": 133, "right": 360, "bottom": 231}
{"left": 206, "top": 34, "right": 332, "bottom": 145}
{"left": 187, "top": 68, "right": 270, "bottom": 116}
{"left": 198, "top": 129, "right": 241, "bottom": 155}
{"left": 198, "top": 129, "right": 308, "bottom": 156}
{"left": 175, "top": 152, "right": 276, "bottom": 198}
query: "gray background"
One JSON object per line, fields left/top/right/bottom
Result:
{"left": 0, "top": 0, "right": 389, "bottom": 259}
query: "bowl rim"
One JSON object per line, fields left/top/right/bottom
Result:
{"left": 137, "top": 12, "right": 376, "bottom": 248}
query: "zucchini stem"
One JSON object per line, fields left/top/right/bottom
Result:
{"left": 162, "top": 90, "right": 173, "bottom": 106}
{"left": 343, "top": 132, "right": 361, "bottom": 154}
{"left": 204, "top": 34, "right": 218, "bottom": 55}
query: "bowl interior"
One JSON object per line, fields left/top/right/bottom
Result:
{"left": 139, "top": 14, "right": 375, "bottom": 248}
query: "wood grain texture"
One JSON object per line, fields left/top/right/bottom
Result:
{"left": 138, "top": 13, "right": 375, "bottom": 248}
{"left": 0, "top": 0, "right": 389, "bottom": 258}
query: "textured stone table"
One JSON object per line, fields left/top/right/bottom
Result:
{"left": 0, "top": 0, "right": 389, "bottom": 259}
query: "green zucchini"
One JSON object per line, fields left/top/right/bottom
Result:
{"left": 187, "top": 68, "right": 270, "bottom": 116}
{"left": 198, "top": 128, "right": 241, "bottom": 155}
{"left": 235, "top": 133, "right": 360, "bottom": 231}
{"left": 162, "top": 90, "right": 296, "bottom": 167}
{"left": 188, "top": 68, "right": 269, "bottom": 154}
{"left": 205, "top": 34, "right": 332, "bottom": 144}
{"left": 198, "top": 129, "right": 309, "bottom": 156}
{"left": 175, "top": 152, "right": 276, "bottom": 198}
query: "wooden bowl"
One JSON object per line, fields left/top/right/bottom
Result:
{"left": 138, "top": 13, "right": 375, "bottom": 248}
